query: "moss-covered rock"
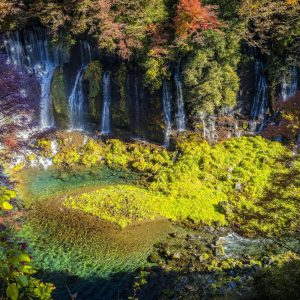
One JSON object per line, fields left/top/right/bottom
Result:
{"left": 51, "top": 67, "right": 69, "bottom": 128}
{"left": 111, "top": 63, "right": 130, "bottom": 132}
{"left": 83, "top": 61, "right": 103, "bottom": 125}
{"left": 143, "top": 90, "right": 165, "bottom": 143}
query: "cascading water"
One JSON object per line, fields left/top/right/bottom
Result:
{"left": 162, "top": 81, "right": 172, "bottom": 147}
{"left": 80, "top": 40, "right": 92, "bottom": 65}
{"left": 200, "top": 113, "right": 218, "bottom": 142}
{"left": 68, "top": 69, "right": 86, "bottom": 130}
{"left": 38, "top": 65, "right": 56, "bottom": 129}
{"left": 3, "top": 28, "right": 66, "bottom": 129}
{"left": 68, "top": 41, "right": 92, "bottom": 131}
{"left": 100, "top": 71, "right": 111, "bottom": 135}
{"left": 250, "top": 60, "right": 269, "bottom": 131}
{"left": 281, "top": 65, "right": 298, "bottom": 101}
{"left": 174, "top": 62, "right": 186, "bottom": 131}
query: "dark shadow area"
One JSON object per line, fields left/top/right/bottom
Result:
{"left": 39, "top": 271, "right": 135, "bottom": 300}
{"left": 39, "top": 257, "right": 300, "bottom": 300}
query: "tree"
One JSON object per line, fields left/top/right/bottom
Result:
{"left": 239, "top": 0, "right": 300, "bottom": 57}
{"left": 174, "top": 0, "right": 221, "bottom": 42}
{"left": 183, "top": 29, "right": 240, "bottom": 116}
{"left": 0, "top": 0, "right": 25, "bottom": 31}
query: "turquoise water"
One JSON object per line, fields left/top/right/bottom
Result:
{"left": 16, "top": 167, "right": 172, "bottom": 299}
{"left": 17, "top": 167, "right": 139, "bottom": 206}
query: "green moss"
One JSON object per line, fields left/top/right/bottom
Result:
{"left": 29, "top": 133, "right": 297, "bottom": 233}
{"left": 64, "top": 185, "right": 160, "bottom": 228}
{"left": 51, "top": 67, "right": 68, "bottom": 128}
{"left": 84, "top": 61, "right": 103, "bottom": 123}
{"left": 143, "top": 92, "right": 165, "bottom": 143}
{"left": 64, "top": 184, "right": 226, "bottom": 228}
{"left": 111, "top": 63, "right": 130, "bottom": 130}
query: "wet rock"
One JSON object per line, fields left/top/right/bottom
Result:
{"left": 186, "top": 234, "right": 192, "bottom": 240}
{"left": 235, "top": 182, "right": 242, "bottom": 191}
{"left": 228, "top": 281, "right": 237, "bottom": 290}
{"left": 153, "top": 242, "right": 161, "bottom": 248}
{"left": 214, "top": 242, "right": 225, "bottom": 257}
{"left": 251, "top": 264, "right": 261, "bottom": 272}
{"left": 261, "top": 256, "right": 274, "bottom": 266}
{"left": 228, "top": 270, "right": 236, "bottom": 277}
{"left": 218, "top": 201, "right": 232, "bottom": 216}
{"left": 185, "top": 244, "right": 193, "bottom": 250}
{"left": 172, "top": 252, "right": 181, "bottom": 260}
{"left": 148, "top": 253, "right": 160, "bottom": 264}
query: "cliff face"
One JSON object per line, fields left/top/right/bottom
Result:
{"left": 1, "top": 28, "right": 299, "bottom": 144}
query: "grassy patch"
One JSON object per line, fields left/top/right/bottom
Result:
{"left": 64, "top": 184, "right": 226, "bottom": 228}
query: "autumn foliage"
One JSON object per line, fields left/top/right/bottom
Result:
{"left": 175, "top": 0, "right": 221, "bottom": 41}
{"left": 263, "top": 92, "right": 300, "bottom": 142}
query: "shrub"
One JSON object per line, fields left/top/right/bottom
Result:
{"left": 0, "top": 179, "right": 54, "bottom": 300}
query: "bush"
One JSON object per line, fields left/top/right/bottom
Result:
{"left": 0, "top": 179, "right": 54, "bottom": 300}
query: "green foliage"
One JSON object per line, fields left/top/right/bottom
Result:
{"left": 0, "top": 186, "right": 16, "bottom": 211}
{"left": 152, "top": 136, "right": 289, "bottom": 229}
{"left": 237, "top": 155, "right": 300, "bottom": 237}
{"left": 0, "top": 237, "right": 55, "bottom": 300}
{"left": 37, "top": 139, "right": 52, "bottom": 158}
{"left": 203, "top": 0, "right": 241, "bottom": 20}
{"left": 53, "top": 148, "right": 81, "bottom": 167}
{"left": 81, "top": 140, "right": 104, "bottom": 167}
{"left": 183, "top": 29, "right": 240, "bottom": 115}
{"left": 0, "top": 180, "right": 54, "bottom": 300}
{"left": 143, "top": 54, "right": 168, "bottom": 90}
{"left": 43, "top": 133, "right": 294, "bottom": 230}
{"left": 64, "top": 182, "right": 225, "bottom": 228}
{"left": 52, "top": 135, "right": 173, "bottom": 178}
{"left": 64, "top": 185, "right": 161, "bottom": 228}
{"left": 52, "top": 132, "right": 85, "bottom": 168}
{"left": 129, "top": 270, "right": 149, "bottom": 300}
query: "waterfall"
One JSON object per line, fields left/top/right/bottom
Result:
{"left": 68, "top": 69, "right": 85, "bottom": 130}
{"left": 174, "top": 62, "right": 186, "bottom": 131}
{"left": 3, "top": 28, "right": 65, "bottom": 129}
{"left": 251, "top": 60, "right": 269, "bottom": 131}
{"left": 162, "top": 81, "right": 172, "bottom": 147}
{"left": 80, "top": 40, "right": 92, "bottom": 66}
{"left": 100, "top": 71, "right": 111, "bottom": 135}
{"left": 38, "top": 64, "right": 56, "bottom": 129}
{"left": 200, "top": 113, "right": 218, "bottom": 142}
{"left": 281, "top": 65, "right": 298, "bottom": 101}
{"left": 68, "top": 41, "right": 92, "bottom": 131}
